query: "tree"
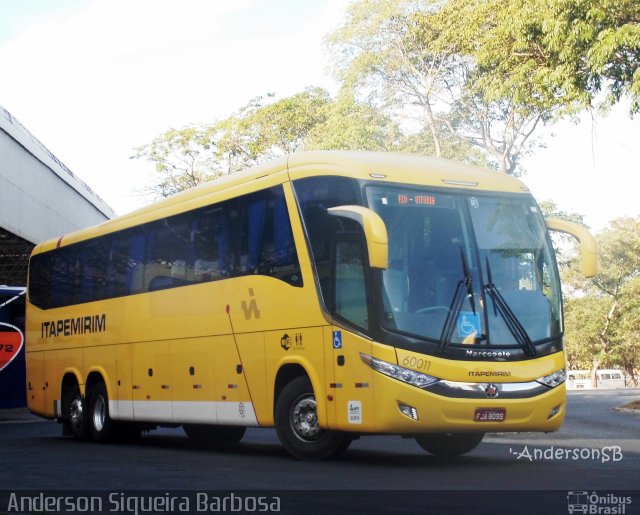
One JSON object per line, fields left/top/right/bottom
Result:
{"left": 612, "top": 277, "right": 640, "bottom": 385}
{"left": 305, "top": 91, "right": 403, "bottom": 151}
{"left": 134, "top": 88, "right": 333, "bottom": 197}
{"left": 563, "top": 296, "right": 611, "bottom": 371}
{"left": 134, "top": 87, "right": 410, "bottom": 198}
{"left": 213, "top": 87, "right": 334, "bottom": 172}
{"left": 327, "top": 0, "right": 491, "bottom": 164}
{"left": 328, "top": 0, "right": 640, "bottom": 175}
{"left": 437, "top": 0, "right": 640, "bottom": 115}
{"left": 132, "top": 126, "right": 219, "bottom": 198}
{"left": 562, "top": 217, "right": 640, "bottom": 386}
{"left": 327, "top": 0, "right": 554, "bottom": 173}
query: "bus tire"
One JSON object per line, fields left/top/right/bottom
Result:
{"left": 415, "top": 432, "right": 484, "bottom": 457}
{"left": 88, "top": 382, "right": 116, "bottom": 443}
{"left": 275, "top": 376, "right": 350, "bottom": 460}
{"left": 64, "top": 383, "right": 89, "bottom": 441}
{"left": 183, "top": 424, "right": 246, "bottom": 446}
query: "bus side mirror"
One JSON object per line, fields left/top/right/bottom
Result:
{"left": 545, "top": 217, "right": 599, "bottom": 278}
{"left": 328, "top": 205, "right": 388, "bottom": 270}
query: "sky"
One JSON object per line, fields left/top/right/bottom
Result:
{"left": 0, "top": 0, "right": 638, "bottom": 234}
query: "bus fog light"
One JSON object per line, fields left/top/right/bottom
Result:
{"left": 398, "top": 403, "right": 419, "bottom": 421}
{"left": 547, "top": 405, "right": 561, "bottom": 419}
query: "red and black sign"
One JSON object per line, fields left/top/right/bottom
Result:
{"left": 0, "top": 323, "right": 24, "bottom": 373}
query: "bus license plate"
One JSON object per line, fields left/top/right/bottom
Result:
{"left": 474, "top": 408, "right": 506, "bottom": 422}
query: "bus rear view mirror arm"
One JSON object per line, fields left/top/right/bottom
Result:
{"left": 328, "top": 205, "right": 389, "bottom": 270}
{"left": 545, "top": 217, "right": 599, "bottom": 278}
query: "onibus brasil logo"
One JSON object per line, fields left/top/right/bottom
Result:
{"left": 567, "top": 491, "right": 633, "bottom": 514}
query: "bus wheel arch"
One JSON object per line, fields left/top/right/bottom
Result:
{"left": 61, "top": 373, "right": 88, "bottom": 440}
{"left": 84, "top": 372, "right": 141, "bottom": 443}
{"left": 274, "top": 373, "right": 351, "bottom": 460}
{"left": 274, "top": 363, "right": 308, "bottom": 411}
{"left": 84, "top": 372, "right": 115, "bottom": 443}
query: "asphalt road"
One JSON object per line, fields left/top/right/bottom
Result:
{"left": 1, "top": 389, "right": 639, "bottom": 514}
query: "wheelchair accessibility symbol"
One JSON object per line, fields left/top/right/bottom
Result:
{"left": 457, "top": 312, "right": 481, "bottom": 338}
{"left": 333, "top": 330, "right": 343, "bottom": 349}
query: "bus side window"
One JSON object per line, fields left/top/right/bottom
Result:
{"left": 293, "top": 176, "right": 361, "bottom": 301}
{"left": 107, "top": 233, "right": 131, "bottom": 297}
{"left": 144, "top": 214, "right": 190, "bottom": 292}
{"left": 333, "top": 235, "right": 369, "bottom": 331}
{"left": 127, "top": 231, "right": 146, "bottom": 295}
{"left": 267, "top": 187, "right": 301, "bottom": 286}
{"left": 50, "top": 247, "right": 78, "bottom": 308}
{"left": 188, "top": 203, "right": 232, "bottom": 282}
{"left": 238, "top": 192, "right": 268, "bottom": 275}
{"left": 236, "top": 186, "right": 301, "bottom": 286}
{"left": 29, "top": 252, "right": 53, "bottom": 309}
{"left": 77, "top": 238, "right": 109, "bottom": 303}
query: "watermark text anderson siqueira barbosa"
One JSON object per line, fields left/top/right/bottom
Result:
{"left": 6, "top": 492, "right": 281, "bottom": 514}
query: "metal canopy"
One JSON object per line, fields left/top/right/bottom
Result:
{"left": 1, "top": 106, "right": 115, "bottom": 286}
{"left": 0, "top": 227, "right": 33, "bottom": 285}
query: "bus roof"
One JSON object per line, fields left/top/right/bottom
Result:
{"left": 32, "top": 151, "right": 531, "bottom": 254}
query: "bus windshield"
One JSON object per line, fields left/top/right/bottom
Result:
{"left": 366, "top": 186, "right": 562, "bottom": 352}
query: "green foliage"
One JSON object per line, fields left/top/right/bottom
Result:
{"left": 213, "top": 87, "right": 333, "bottom": 172}
{"left": 562, "top": 216, "right": 640, "bottom": 383}
{"left": 563, "top": 295, "right": 610, "bottom": 370}
{"left": 137, "top": 0, "right": 639, "bottom": 193}
{"left": 327, "top": 0, "right": 549, "bottom": 174}
{"left": 134, "top": 87, "right": 409, "bottom": 198}
{"left": 327, "top": 0, "right": 640, "bottom": 175}
{"left": 132, "top": 126, "right": 218, "bottom": 198}
{"left": 304, "top": 91, "right": 402, "bottom": 151}
{"left": 436, "top": 0, "right": 640, "bottom": 115}
{"left": 398, "top": 129, "right": 488, "bottom": 165}
{"left": 591, "top": 217, "right": 640, "bottom": 297}
{"left": 612, "top": 277, "right": 640, "bottom": 384}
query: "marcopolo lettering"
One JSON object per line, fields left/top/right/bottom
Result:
{"left": 466, "top": 349, "right": 511, "bottom": 358}
{"left": 41, "top": 314, "right": 106, "bottom": 339}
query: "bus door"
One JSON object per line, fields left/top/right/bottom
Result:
{"left": 328, "top": 233, "right": 374, "bottom": 430}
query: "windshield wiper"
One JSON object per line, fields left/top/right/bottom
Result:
{"left": 460, "top": 248, "right": 476, "bottom": 315}
{"left": 483, "top": 258, "right": 536, "bottom": 356}
{"left": 438, "top": 249, "right": 477, "bottom": 352}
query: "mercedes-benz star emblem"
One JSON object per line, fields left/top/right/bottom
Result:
{"left": 484, "top": 383, "right": 500, "bottom": 398}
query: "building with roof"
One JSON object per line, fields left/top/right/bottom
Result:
{"left": 0, "top": 106, "right": 115, "bottom": 285}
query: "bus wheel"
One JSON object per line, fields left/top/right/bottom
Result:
{"left": 64, "top": 384, "right": 89, "bottom": 440}
{"left": 183, "top": 424, "right": 246, "bottom": 446}
{"left": 275, "top": 376, "right": 350, "bottom": 460}
{"left": 415, "top": 432, "right": 484, "bottom": 457}
{"left": 88, "top": 382, "right": 115, "bottom": 443}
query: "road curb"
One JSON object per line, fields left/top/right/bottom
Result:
{"left": 613, "top": 407, "right": 640, "bottom": 415}
{"left": 0, "top": 407, "right": 39, "bottom": 422}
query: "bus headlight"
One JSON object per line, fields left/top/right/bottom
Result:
{"left": 360, "top": 353, "right": 439, "bottom": 389}
{"left": 536, "top": 368, "right": 566, "bottom": 388}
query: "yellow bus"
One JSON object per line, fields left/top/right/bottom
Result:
{"left": 25, "top": 151, "right": 597, "bottom": 459}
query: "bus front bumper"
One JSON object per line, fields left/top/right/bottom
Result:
{"left": 367, "top": 374, "right": 566, "bottom": 434}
